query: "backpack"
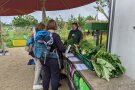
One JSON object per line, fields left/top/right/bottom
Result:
{"left": 33, "top": 30, "right": 59, "bottom": 64}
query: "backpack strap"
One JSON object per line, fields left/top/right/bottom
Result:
{"left": 56, "top": 49, "right": 61, "bottom": 69}
{"left": 46, "top": 33, "right": 53, "bottom": 45}
{"left": 52, "top": 49, "right": 61, "bottom": 69}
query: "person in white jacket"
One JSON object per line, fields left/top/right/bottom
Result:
{"left": 33, "top": 23, "right": 46, "bottom": 90}
{"left": 27, "top": 23, "right": 46, "bottom": 90}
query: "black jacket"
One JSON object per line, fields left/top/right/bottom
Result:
{"left": 68, "top": 30, "right": 82, "bottom": 44}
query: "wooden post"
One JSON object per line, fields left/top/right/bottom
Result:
{"left": 83, "top": 32, "right": 86, "bottom": 40}
{"left": 96, "top": 30, "right": 99, "bottom": 46}
{"left": 0, "top": 17, "right": 4, "bottom": 54}
{"left": 100, "top": 31, "right": 103, "bottom": 47}
{"left": 0, "top": 16, "right": 2, "bottom": 49}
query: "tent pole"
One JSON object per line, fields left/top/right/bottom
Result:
{"left": 0, "top": 16, "right": 4, "bottom": 54}
{"left": 0, "top": 16, "right": 2, "bottom": 49}
{"left": 42, "top": 0, "right": 46, "bottom": 22}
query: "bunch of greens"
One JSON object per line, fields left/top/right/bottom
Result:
{"left": 92, "top": 58, "right": 115, "bottom": 81}
{"left": 92, "top": 50, "right": 126, "bottom": 81}
{"left": 79, "top": 40, "right": 103, "bottom": 59}
{"left": 64, "top": 40, "right": 94, "bottom": 54}
{"left": 64, "top": 38, "right": 74, "bottom": 46}
{"left": 79, "top": 40, "right": 94, "bottom": 55}
{"left": 84, "top": 46, "right": 100, "bottom": 59}
{"left": 64, "top": 39, "right": 80, "bottom": 54}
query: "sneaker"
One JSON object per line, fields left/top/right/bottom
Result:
{"left": 33, "top": 85, "right": 43, "bottom": 90}
{"left": 27, "top": 59, "right": 35, "bottom": 65}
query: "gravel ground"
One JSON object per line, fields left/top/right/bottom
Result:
{"left": 0, "top": 47, "right": 68, "bottom": 90}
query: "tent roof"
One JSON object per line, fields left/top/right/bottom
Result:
{"left": 0, "top": 0, "right": 95, "bottom": 16}
{"left": 0, "top": 8, "right": 33, "bottom": 16}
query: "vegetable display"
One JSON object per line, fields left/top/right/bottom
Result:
{"left": 65, "top": 39, "right": 126, "bottom": 81}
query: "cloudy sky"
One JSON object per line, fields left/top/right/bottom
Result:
{"left": 0, "top": 2, "right": 109, "bottom": 24}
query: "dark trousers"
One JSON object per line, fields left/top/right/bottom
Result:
{"left": 42, "top": 59, "right": 60, "bottom": 90}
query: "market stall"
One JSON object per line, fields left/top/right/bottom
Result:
{"left": 63, "top": 19, "right": 135, "bottom": 89}
{"left": 64, "top": 53, "right": 135, "bottom": 90}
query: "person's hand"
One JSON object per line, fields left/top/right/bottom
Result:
{"left": 25, "top": 46, "right": 29, "bottom": 52}
{"left": 62, "top": 53, "right": 65, "bottom": 57}
{"left": 25, "top": 44, "right": 32, "bottom": 52}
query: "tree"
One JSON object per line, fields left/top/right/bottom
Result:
{"left": 67, "top": 15, "right": 86, "bottom": 30}
{"left": 86, "top": 15, "right": 95, "bottom": 20}
{"left": 94, "top": 0, "right": 110, "bottom": 20}
{"left": 67, "top": 15, "right": 76, "bottom": 30}
{"left": 77, "top": 14, "right": 86, "bottom": 29}
{"left": 55, "top": 15, "right": 65, "bottom": 29}
{"left": 12, "top": 15, "right": 38, "bottom": 27}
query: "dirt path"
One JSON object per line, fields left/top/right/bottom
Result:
{"left": 0, "top": 47, "right": 68, "bottom": 90}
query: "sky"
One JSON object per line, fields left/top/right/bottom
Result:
{"left": 0, "top": 2, "right": 109, "bottom": 24}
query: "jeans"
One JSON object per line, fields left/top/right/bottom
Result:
{"left": 33, "top": 59, "right": 42, "bottom": 85}
{"left": 42, "top": 59, "right": 60, "bottom": 90}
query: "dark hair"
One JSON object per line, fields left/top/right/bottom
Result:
{"left": 46, "top": 19, "right": 57, "bottom": 30}
{"left": 72, "top": 22, "right": 79, "bottom": 28}
{"left": 36, "top": 23, "right": 45, "bottom": 31}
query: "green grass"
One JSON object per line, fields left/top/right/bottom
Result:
{"left": 2, "top": 26, "right": 32, "bottom": 48}
{"left": 2, "top": 26, "right": 108, "bottom": 48}
{"left": 84, "top": 32, "right": 107, "bottom": 49}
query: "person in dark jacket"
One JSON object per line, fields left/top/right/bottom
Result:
{"left": 68, "top": 23, "right": 83, "bottom": 44}
{"left": 41, "top": 19, "right": 65, "bottom": 90}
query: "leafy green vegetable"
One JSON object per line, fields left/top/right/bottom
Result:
{"left": 65, "top": 38, "right": 126, "bottom": 81}
{"left": 92, "top": 58, "right": 116, "bottom": 81}
{"left": 116, "top": 63, "right": 126, "bottom": 74}
{"left": 91, "top": 50, "right": 126, "bottom": 81}
{"left": 97, "top": 58, "right": 115, "bottom": 70}
{"left": 102, "top": 66, "right": 110, "bottom": 81}
{"left": 79, "top": 40, "right": 94, "bottom": 55}
{"left": 64, "top": 39, "right": 74, "bottom": 46}
{"left": 92, "top": 61, "right": 102, "bottom": 77}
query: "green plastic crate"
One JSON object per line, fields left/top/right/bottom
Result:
{"left": 75, "top": 53, "right": 94, "bottom": 71}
